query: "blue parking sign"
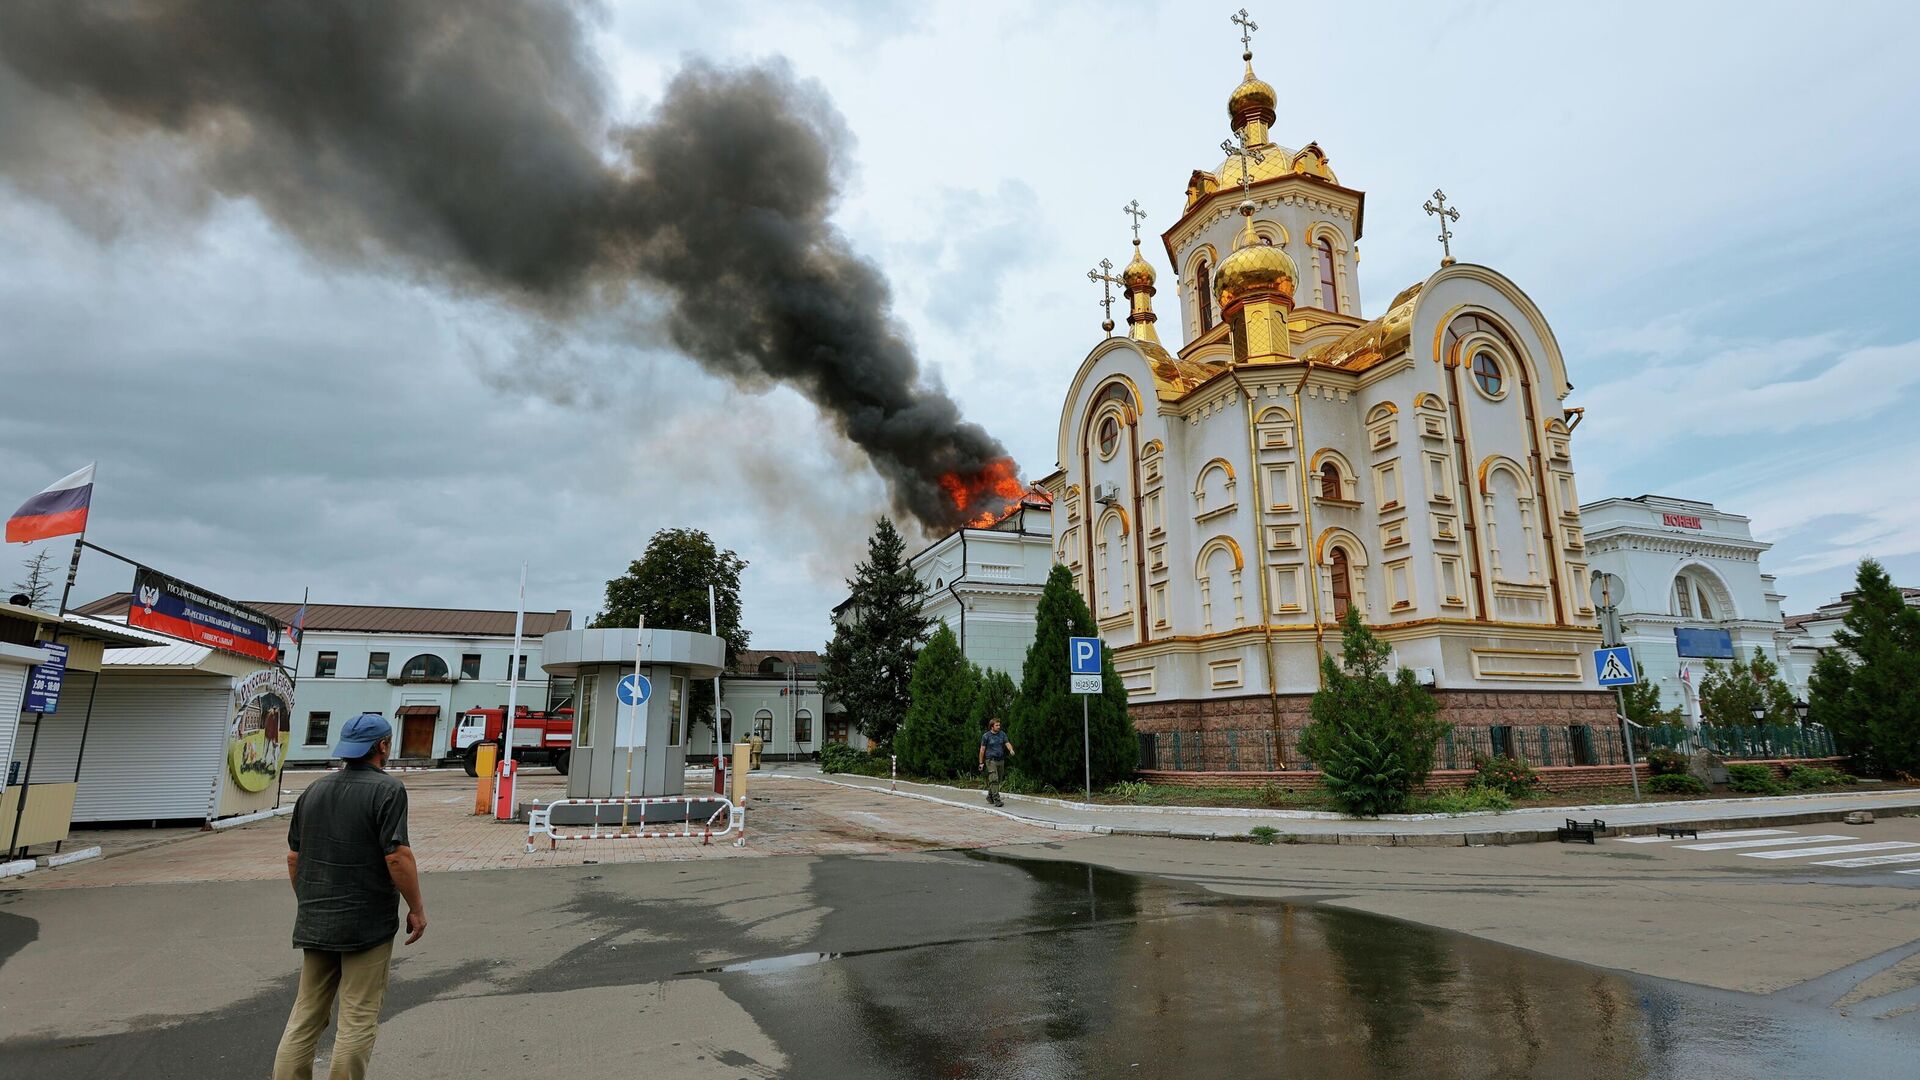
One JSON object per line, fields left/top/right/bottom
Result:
{"left": 1594, "top": 646, "right": 1637, "bottom": 687}
{"left": 1069, "top": 637, "right": 1101, "bottom": 675}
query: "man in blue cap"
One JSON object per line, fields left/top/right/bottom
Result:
{"left": 272, "top": 712, "right": 426, "bottom": 1080}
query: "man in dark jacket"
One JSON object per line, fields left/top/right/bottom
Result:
{"left": 272, "top": 713, "right": 426, "bottom": 1080}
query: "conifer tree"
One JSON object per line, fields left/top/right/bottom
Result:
{"left": 1297, "top": 607, "right": 1448, "bottom": 816}
{"left": 968, "top": 666, "right": 1018, "bottom": 737}
{"left": 821, "top": 518, "right": 933, "bottom": 748}
{"left": 1621, "top": 681, "right": 1683, "bottom": 728}
{"left": 1698, "top": 648, "right": 1798, "bottom": 727}
{"left": 1009, "top": 565, "right": 1137, "bottom": 790}
{"left": 895, "top": 624, "right": 980, "bottom": 778}
{"left": 1808, "top": 559, "right": 1920, "bottom": 776}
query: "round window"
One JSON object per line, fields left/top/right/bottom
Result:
{"left": 1097, "top": 415, "right": 1120, "bottom": 458}
{"left": 1471, "top": 351, "right": 1504, "bottom": 397}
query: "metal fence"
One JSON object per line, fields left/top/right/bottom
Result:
{"left": 1138, "top": 722, "right": 1839, "bottom": 774}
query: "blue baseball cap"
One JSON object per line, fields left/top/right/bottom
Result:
{"left": 334, "top": 712, "right": 393, "bottom": 758}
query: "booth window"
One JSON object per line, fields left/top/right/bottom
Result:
{"left": 460, "top": 653, "right": 482, "bottom": 679}
{"left": 401, "top": 653, "right": 449, "bottom": 679}
{"left": 366, "top": 652, "right": 390, "bottom": 679}
{"left": 575, "top": 674, "right": 597, "bottom": 747}
{"left": 795, "top": 708, "right": 813, "bottom": 744}
{"left": 305, "top": 712, "right": 331, "bottom": 746}
{"left": 314, "top": 651, "right": 338, "bottom": 678}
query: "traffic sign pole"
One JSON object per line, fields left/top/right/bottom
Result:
{"left": 1619, "top": 685, "right": 1639, "bottom": 800}
{"left": 1082, "top": 695, "right": 1091, "bottom": 804}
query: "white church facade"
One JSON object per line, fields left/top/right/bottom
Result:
{"left": 1039, "top": 31, "right": 1612, "bottom": 749}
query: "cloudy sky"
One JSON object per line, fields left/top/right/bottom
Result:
{"left": 4, "top": 1, "right": 1918, "bottom": 645}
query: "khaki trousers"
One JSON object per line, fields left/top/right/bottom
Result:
{"left": 272, "top": 940, "right": 394, "bottom": 1080}
{"left": 985, "top": 758, "right": 1005, "bottom": 800}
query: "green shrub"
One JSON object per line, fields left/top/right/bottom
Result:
{"left": 1298, "top": 609, "right": 1448, "bottom": 816}
{"left": 1249, "top": 825, "right": 1280, "bottom": 845}
{"left": 1470, "top": 754, "right": 1539, "bottom": 798}
{"left": 1785, "top": 765, "right": 1856, "bottom": 789}
{"left": 1647, "top": 773, "right": 1708, "bottom": 795}
{"left": 1411, "top": 787, "right": 1513, "bottom": 814}
{"left": 1726, "top": 763, "right": 1784, "bottom": 794}
{"left": 820, "top": 743, "right": 889, "bottom": 776}
{"left": 1645, "top": 747, "right": 1690, "bottom": 777}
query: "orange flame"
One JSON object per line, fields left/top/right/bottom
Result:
{"left": 938, "top": 458, "right": 1045, "bottom": 529}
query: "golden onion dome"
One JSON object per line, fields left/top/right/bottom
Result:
{"left": 1213, "top": 204, "right": 1297, "bottom": 309}
{"left": 1121, "top": 242, "right": 1156, "bottom": 288}
{"left": 1227, "top": 58, "right": 1278, "bottom": 132}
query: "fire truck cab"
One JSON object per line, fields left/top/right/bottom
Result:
{"left": 451, "top": 705, "right": 573, "bottom": 775}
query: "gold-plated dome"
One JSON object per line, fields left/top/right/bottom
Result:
{"left": 1227, "top": 59, "right": 1277, "bottom": 133}
{"left": 1213, "top": 203, "right": 1297, "bottom": 309}
{"left": 1121, "top": 243, "right": 1156, "bottom": 288}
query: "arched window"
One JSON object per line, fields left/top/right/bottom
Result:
{"left": 1316, "top": 237, "right": 1338, "bottom": 311}
{"left": 794, "top": 708, "right": 813, "bottom": 744}
{"left": 719, "top": 709, "right": 733, "bottom": 744}
{"left": 1320, "top": 461, "right": 1343, "bottom": 499}
{"left": 1472, "top": 350, "right": 1504, "bottom": 397}
{"left": 400, "top": 654, "right": 448, "bottom": 679}
{"left": 1196, "top": 258, "right": 1214, "bottom": 331}
{"left": 1672, "top": 574, "right": 1718, "bottom": 620}
{"left": 1330, "top": 548, "right": 1353, "bottom": 620}
{"left": 753, "top": 709, "right": 774, "bottom": 741}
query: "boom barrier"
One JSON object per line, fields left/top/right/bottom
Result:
{"left": 525, "top": 795, "right": 745, "bottom": 853}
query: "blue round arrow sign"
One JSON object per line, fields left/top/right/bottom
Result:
{"left": 617, "top": 673, "right": 652, "bottom": 706}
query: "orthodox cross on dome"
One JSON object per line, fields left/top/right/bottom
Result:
{"left": 1220, "top": 135, "right": 1266, "bottom": 202}
{"left": 1122, "top": 199, "right": 1147, "bottom": 244}
{"left": 1424, "top": 188, "right": 1462, "bottom": 267}
{"left": 1231, "top": 8, "right": 1258, "bottom": 57}
{"left": 1087, "top": 257, "right": 1121, "bottom": 334}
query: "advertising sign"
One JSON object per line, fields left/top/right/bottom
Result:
{"left": 127, "top": 566, "right": 281, "bottom": 663}
{"left": 24, "top": 641, "right": 67, "bottom": 713}
{"left": 1674, "top": 627, "right": 1736, "bottom": 660}
{"left": 228, "top": 667, "right": 293, "bottom": 792}
{"left": 1661, "top": 513, "right": 1704, "bottom": 530}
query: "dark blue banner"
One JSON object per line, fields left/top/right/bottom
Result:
{"left": 1674, "top": 627, "right": 1735, "bottom": 660}
{"left": 127, "top": 567, "right": 280, "bottom": 663}
{"left": 24, "top": 641, "right": 67, "bottom": 713}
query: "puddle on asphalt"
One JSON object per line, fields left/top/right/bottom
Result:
{"left": 698, "top": 849, "right": 1919, "bottom": 1080}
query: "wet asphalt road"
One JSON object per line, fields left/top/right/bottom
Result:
{"left": 4, "top": 847, "right": 1917, "bottom": 1078}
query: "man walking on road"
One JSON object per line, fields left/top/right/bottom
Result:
{"left": 979, "top": 717, "right": 1015, "bottom": 807}
{"left": 272, "top": 713, "right": 427, "bottom": 1080}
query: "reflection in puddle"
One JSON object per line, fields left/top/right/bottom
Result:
{"left": 707, "top": 851, "right": 1917, "bottom": 1079}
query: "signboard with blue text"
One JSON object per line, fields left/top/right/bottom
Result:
{"left": 1594, "top": 646, "right": 1637, "bottom": 687}
{"left": 24, "top": 641, "right": 67, "bottom": 713}
{"left": 1674, "top": 627, "right": 1736, "bottom": 660}
{"left": 127, "top": 566, "right": 281, "bottom": 663}
{"left": 1069, "top": 636, "right": 1102, "bottom": 695}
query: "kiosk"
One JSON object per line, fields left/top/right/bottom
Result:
{"left": 538, "top": 627, "right": 725, "bottom": 806}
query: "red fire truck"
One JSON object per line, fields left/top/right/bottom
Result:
{"left": 450, "top": 705, "right": 574, "bottom": 775}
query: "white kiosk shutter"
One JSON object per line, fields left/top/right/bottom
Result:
{"left": 0, "top": 662, "right": 27, "bottom": 784}
{"left": 59, "top": 675, "right": 231, "bottom": 822}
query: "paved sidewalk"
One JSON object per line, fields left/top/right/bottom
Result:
{"left": 773, "top": 764, "right": 1920, "bottom": 845}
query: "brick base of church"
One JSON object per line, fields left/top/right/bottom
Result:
{"left": 1135, "top": 758, "right": 1848, "bottom": 796}
{"left": 1129, "top": 688, "right": 1618, "bottom": 733}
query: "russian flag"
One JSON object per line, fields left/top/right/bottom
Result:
{"left": 289, "top": 603, "right": 308, "bottom": 645}
{"left": 6, "top": 464, "right": 95, "bottom": 544}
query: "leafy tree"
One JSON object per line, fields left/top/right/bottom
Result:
{"left": 1008, "top": 565, "right": 1137, "bottom": 791}
{"left": 1297, "top": 608, "right": 1449, "bottom": 816}
{"left": 968, "top": 666, "right": 1018, "bottom": 736}
{"left": 11, "top": 548, "right": 56, "bottom": 610}
{"left": 895, "top": 625, "right": 980, "bottom": 778}
{"left": 1698, "top": 648, "right": 1798, "bottom": 727}
{"left": 821, "top": 518, "right": 933, "bottom": 748}
{"left": 1808, "top": 559, "right": 1920, "bottom": 776}
{"left": 591, "top": 527, "right": 748, "bottom": 737}
{"left": 1621, "top": 681, "right": 1684, "bottom": 728}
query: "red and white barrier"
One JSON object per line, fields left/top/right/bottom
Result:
{"left": 524, "top": 794, "right": 745, "bottom": 853}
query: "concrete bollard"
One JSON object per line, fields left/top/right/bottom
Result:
{"left": 1844, "top": 811, "right": 1875, "bottom": 825}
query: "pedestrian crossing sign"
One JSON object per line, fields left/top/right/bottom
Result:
{"left": 1594, "top": 646, "right": 1637, "bottom": 687}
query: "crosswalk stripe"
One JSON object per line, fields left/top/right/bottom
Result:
{"left": 1743, "top": 841, "right": 1920, "bottom": 860}
{"left": 1811, "top": 852, "right": 1920, "bottom": 869}
{"left": 1617, "top": 828, "right": 1792, "bottom": 844}
{"left": 1679, "top": 834, "right": 1853, "bottom": 852}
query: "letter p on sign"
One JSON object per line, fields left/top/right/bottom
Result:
{"left": 1069, "top": 636, "right": 1101, "bottom": 694}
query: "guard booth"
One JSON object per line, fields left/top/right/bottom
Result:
{"left": 538, "top": 627, "right": 724, "bottom": 803}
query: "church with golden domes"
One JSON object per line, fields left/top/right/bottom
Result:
{"left": 1038, "top": 20, "right": 1613, "bottom": 749}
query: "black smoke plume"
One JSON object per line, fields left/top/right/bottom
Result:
{"left": 0, "top": 0, "right": 1018, "bottom": 531}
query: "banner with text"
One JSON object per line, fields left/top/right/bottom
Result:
{"left": 127, "top": 566, "right": 281, "bottom": 663}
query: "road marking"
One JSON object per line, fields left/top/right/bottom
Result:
{"left": 1743, "top": 841, "right": 1920, "bottom": 860}
{"left": 1812, "top": 852, "right": 1920, "bottom": 869}
{"left": 1617, "top": 828, "right": 1793, "bottom": 844}
{"left": 1678, "top": 834, "right": 1853, "bottom": 851}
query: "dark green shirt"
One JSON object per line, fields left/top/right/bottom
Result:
{"left": 980, "top": 730, "right": 1010, "bottom": 760}
{"left": 287, "top": 763, "right": 411, "bottom": 952}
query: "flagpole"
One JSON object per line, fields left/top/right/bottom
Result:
{"left": 504, "top": 563, "right": 527, "bottom": 783}
{"left": 10, "top": 463, "right": 92, "bottom": 859}
{"left": 280, "top": 586, "right": 307, "bottom": 812}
